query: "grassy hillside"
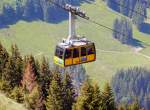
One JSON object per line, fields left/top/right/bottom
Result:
{"left": 0, "top": 93, "right": 27, "bottom": 110}
{"left": 0, "top": 0, "right": 150, "bottom": 86}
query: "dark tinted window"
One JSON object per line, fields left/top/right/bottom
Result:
{"left": 73, "top": 48, "right": 79, "bottom": 58}
{"left": 81, "top": 47, "right": 86, "bottom": 56}
{"left": 65, "top": 49, "right": 72, "bottom": 58}
{"left": 55, "top": 47, "right": 64, "bottom": 59}
{"left": 87, "top": 46, "right": 95, "bottom": 55}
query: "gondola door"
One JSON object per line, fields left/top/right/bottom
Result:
{"left": 73, "top": 48, "right": 80, "bottom": 65}
{"left": 80, "top": 46, "right": 87, "bottom": 63}
{"left": 64, "top": 48, "right": 73, "bottom": 66}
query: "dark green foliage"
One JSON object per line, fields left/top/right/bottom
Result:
{"left": 23, "top": 0, "right": 35, "bottom": 20}
{"left": 112, "top": 67, "right": 150, "bottom": 110}
{"left": 132, "top": 0, "right": 146, "bottom": 29}
{"left": 2, "top": 4, "right": 16, "bottom": 24}
{"left": 11, "top": 44, "right": 23, "bottom": 86}
{"left": 0, "top": 79, "right": 11, "bottom": 92}
{"left": 9, "top": 86, "right": 24, "bottom": 103}
{"left": 106, "top": 0, "right": 147, "bottom": 29}
{"left": 33, "top": 0, "right": 44, "bottom": 20}
{"left": 2, "top": 45, "right": 23, "bottom": 92}
{"left": 45, "top": 72, "right": 64, "bottom": 110}
{"left": 72, "top": 80, "right": 102, "bottom": 110}
{"left": 24, "top": 85, "right": 41, "bottom": 110}
{"left": 0, "top": 42, "right": 9, "bottom": 80}
{"left": 113, "top": 18, "right": 133, "bottom": 44}
{"left": 2, "top": 57, "right": 17, "bottom": 92}
{"left": 127, "top": 99, "right": 144, "bottom": 110}
{"left": 118, "top": 105, "right": 126, "bottom": 110}
{"left": 38, "top": 57, "right": 52, "bottom": 109}
{"left": 16, "top": 0, "right": 24, "bottom": 20}
{"left": 2, "top": 44, "right": 23, "bottom": 93}
{"left": 62, "top": 73, "right": 75, "bottom": 110}
{"left": 102, "top": 83, "right": 116, "bottom": 110}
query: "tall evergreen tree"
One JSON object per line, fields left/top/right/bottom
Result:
{"left": 9, "top": 86, "right": 24, "bottom": 103}
{"left": 2, "top": 4, "right": 16, "bottom": 24}
{"left": 62, "top": 73, "right": 75, "bottom": 110}
{"left": 16, "top": 0, "right": 24, "bottom": 20}
{"left": 2, "top": 57, "right": 16, "bottom": 92}
{"left": 113, "top": 18, "right": 133, "bottom": 44}
{"left": 127, "top": 99, "right": 141, "bottom": 110}
{"left": 72, "top": 80, "right": 102, "bottom": 110}
{"left": 22, "top": 55, "right": 38, "bottom": 93}
{"left": 39, "top": 57, "right": 52, "bottom": 99}
{"left": 23, "top": 0, "right": 35, "bottom": 20}
{"left": 45, "top": 72, "right": 63, "bottom": 110}
{"left": 102, "top": 83, "right": 116, "bottom": 110}
{"left": 2, "top": 44, "right": 23, "bottom": 93}
{"left": 24, "top": 84, "right": 41, "bottom": 110}
{"left": 40, "top": 0, "right": 49, "bottom": 21}
{"left": 0, "top": 42, "right": 9, "bottom": 80}
{"left": 11, "top": 44, "right": 23, "bottom": 86}
{"left": 33, "top": 0, "right": 43, "bottom": 19}
{"left": 132, "top": 0, "right": 146, "bottom": 29}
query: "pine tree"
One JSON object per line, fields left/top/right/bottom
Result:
{"left": 33, "top": 0, "right": 43, "bottom": 19}
{"left": 1, "top": 44, "right": 23, "bottom": 92}
{"left": 22, "top": 55, "right": 38, "bottom": 93}
{"left": 24, "top": 84, "right": 41, "bottom": 110}
{"left": 16, "top": 0, "right": 24, "bottom": 20}
{"left": 132, "top": 0, "right": 146, "bottom": 29}
{"left": 62, "top": 73, "right": 75, "bottom": 110}
{"left": 39, "top": 57, "right": 52, "bottom": 99}
{"left": 35, "top": 59, "right": 41, "bottom": 83}
{"left": 113, "top": 18, "right": 119, "bottom": 39}
{"left": 91, "top": 83, "right": 104, "bottom": 110}
{"left": 11, "top": 44, "right": 23, "bottom": 86}
{"left": 9, "top": 86, "right": 24, "bottom": 103}
{"left": 45, "top": 72, "right": 64, "bottom": 110}
{"left": 72, "top": 80, "right": 102, "bottom": 110}
{"left": 23, "top": 0, "right": 35, "bottom": 20}
{"left": 2, "top": 4, "right": 16, "bottom": 24}
{"left": 127, "top": 99, "right": 141, "bottom": 110}
{"left": 40, "top": 0, "right": 49, "bottom": 21}
{"left": 2, "top": 57, "right": 16, "bottom": 92}
{"left": 102, "top": 83, "right": 116, "bottom": 110}
{"left": 113, "top": 18, "right": 133, "bottom": 44}
{"left": 118, "top": 105, "right": 126, "bottom": 110}
{"left": 0, "top": 42, "right": 9, "bottom": 80}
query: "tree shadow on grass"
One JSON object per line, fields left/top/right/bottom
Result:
{"left": 140, "top": 23, "right": 150, "bottom": 35}
{"left": 127, "top": 38, "right": 144, "bottom": 48}
{"left": 0, "top": 0, "right": 95, "bottom": 29}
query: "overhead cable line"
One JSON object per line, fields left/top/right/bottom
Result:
{"left": 48, "top": 0, "right": 128, "bottom": 37}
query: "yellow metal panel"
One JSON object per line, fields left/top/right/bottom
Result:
{"left": 65, "top": 58, "right": 72, "bottom": 66}
{"left": 54, "top": 56, "right": 64, "bottom": 67}
{"left": 73, "top": 58, "right": 80, "bottom": 65}
{"left": 87, "top": 54, "right": 95, "bottom": 61}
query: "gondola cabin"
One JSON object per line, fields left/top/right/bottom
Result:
{"left": 54, "top": 39, "right": 96, "bottom": 67}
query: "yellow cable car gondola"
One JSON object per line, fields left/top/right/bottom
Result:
{"left": 54, "top": 38, "right": 96, "bottom": 67}
{"left": 54, "top": 4, "right": 96, "bottom": 67}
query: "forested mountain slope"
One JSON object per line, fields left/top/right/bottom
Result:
{"left": 1, "top": 0, "right": 150, "bottom": 109}
{"left": 0, "top": 0, "right": 150, "bottom": 85}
